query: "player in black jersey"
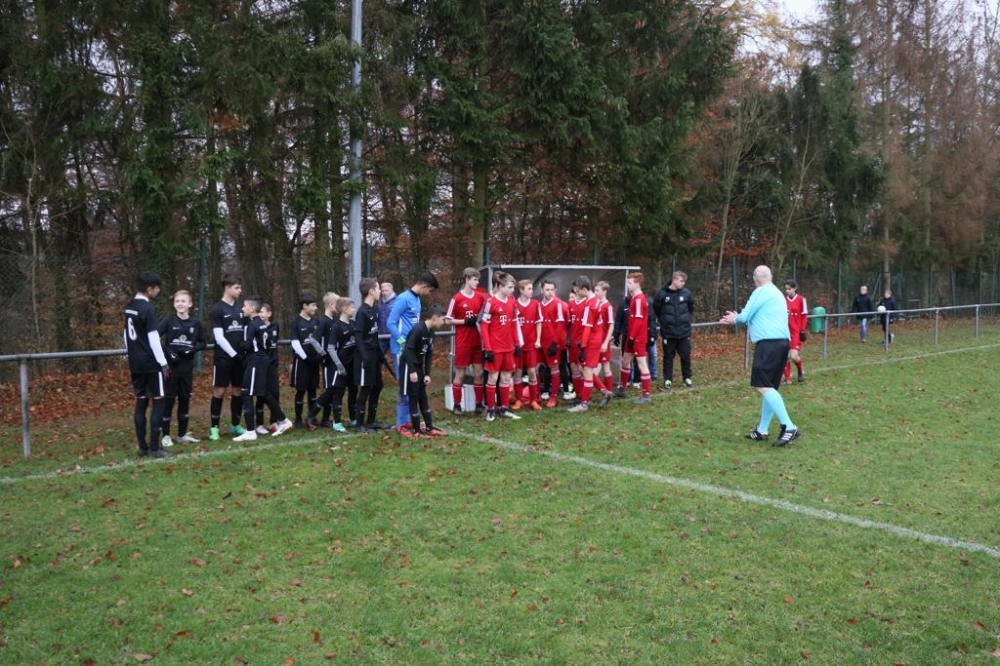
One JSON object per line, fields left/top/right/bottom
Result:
{"left": 354, "top": 278, "right": 389, "bottom": 433}
{"left": 289, "top": 293, "right": 323, "bottom": 429}
{"left": 397, "top": 307, "right": 448, "bottom": 438}
{"left": 312, "top": 291, "right": 341, "bottom": 426}
{"left": 253, "top": 302, "right": 283, "bottom": 434}
{"left": 309, "top": 297, "right": 357, "bottom": 432}
{"left": 234, "top": 296, "right": 293, "bottom": 441}
{"left": 209, "top": 274, "right": 247, "bottom": 440}
{"left": 124, "top": 271, "right": 171, "bottom": 458}
{"left": 157, "top": 290, "right": 207, "bottom": 447}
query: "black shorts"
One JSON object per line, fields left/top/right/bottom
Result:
{"left": 131, "top": 371, "right": 166, "bottom": 399}
{"left": 290, "top": 357, "right": 320, "bottom": 391}
{"left": 165, "top": 372, "right": 193, "bottom": 400}
{"left": 241, "top": 359, "right": 272, "bottom": 397}
{"left": 354, "top": 357, "right": 382, "bottom": 388}
{"left": 213, "top": 356, "right": 244, "bottom": 388}
{"left": 400, "top": 368, "right": 427, "bottom": 398}
{"left": 750, "top": 339, "right": 790, "bottom": 389}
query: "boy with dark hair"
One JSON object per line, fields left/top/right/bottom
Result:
{"left": 783, "top": 279, "right": 808, "bottom": 383}
{"left": 289, "top": 292, "right": 322, "bottom": 428}
{"left": 594, "top": 281, "right": 617, "bottom": 395}
{"left": 398, "top": 306, "right": 449, "bottom": 438}
{"left": 355, "top": 278, "right": 389, "bottom": 433}
{"left": 125, "top": 270, "right": 171, "bottom": 458}
{"left": 254, "top": 303, "right": 282, "bottom": 434}
{"left": 444, "top": 267, "right": 486, "bottom": 414}
{"left": 387, "top": 272, "right": 439, "bottom": 430}
{"left": 234, "top": 296, "right": 293, "bottom": 441}
{"left": 653, "top": 271, "right": 695, "bottom": 390}
{"left": 209, "top": 274, "right": 247, "bottom": 440}
{"left": 158, "top": 289, "right": 207, "bottom": 447}
{"left": 538, "top": 279, "right": 567, "bottom": 408}
{"left": 481, "top": 271, "right": 523, "bottom": 421}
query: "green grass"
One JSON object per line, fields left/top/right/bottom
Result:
{"left": 2, "top": 320, "right": 1000, "bottom": 664}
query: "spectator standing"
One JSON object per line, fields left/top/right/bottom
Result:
{"left": 653, "top": 271, "right": 695, "bottom": 390}
{"left": 851, "top": 285, "right": 873, "bottom": 343}
{"left": 879, "top": 289, "right": 899, "bottom": 345}
{"left": 378, "top": 282, "right": 397, "bottom": 354}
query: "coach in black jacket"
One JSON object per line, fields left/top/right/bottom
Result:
{"left": 653, "top": 271, "right": 695, "bottom": 389}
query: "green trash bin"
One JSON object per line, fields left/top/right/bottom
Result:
{"left": 809, "top": 306, "right": 826, "bottom": 334}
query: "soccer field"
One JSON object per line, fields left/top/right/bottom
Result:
{"left": 1, "top": 327, "right": 999, "bottom": 663}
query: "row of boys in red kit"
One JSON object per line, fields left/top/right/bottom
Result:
{"left": 445, "top": 269, "right": 653, "bottom": 420}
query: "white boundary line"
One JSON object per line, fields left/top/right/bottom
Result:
{"left": 453, "top": 430, "right": 1000, "bottom": 559}
{"left": 4, "top": 344, "right": 1000, "bottom": 560}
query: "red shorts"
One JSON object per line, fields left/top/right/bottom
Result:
{"left": 599, "top": 346, "right": 611, "bottom": 364}
{"left": 625, "top": 338, "right": 648, "bottom": 359}
{"left": 584, "top": 344, "right": 604, "bottom": 370}
{"left": 789, "top": 339, "right": 803, "bottom": 352}
{"left": 485, "top": 350, "right": 516, "bottom": 374}
{"left": 517, "top": 347, "right": 539, "bottom": 370}
{"left": 539, "top": 343, "right": 564, "bottom": 366}
{"left": 455, "top": 344, "right": 483, "bottom": 368}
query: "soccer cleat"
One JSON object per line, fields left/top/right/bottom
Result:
{"left": 567, "top": 402, "right": 589, "bottom": 413}
{"left": 545, "top": 397, "right": 557, "bottom": 408}
{"left": 395, "top": 425, "right": 416, "bottom": 438}
{"left": 161, "top": 435, "right": 174, "bottom": 448}
{"left": 331, "top": 422, "right": 348, "bottom": 433}
{"left": 346, "top": 419, "right": 357, "bottom": 428}
{"left": 773, "top": 427, "right": 801, "bottom": 447}
{"left": 320, "top": 421, "right": 333, "bottom": 428}
{"left": 474, "top": 404, "right": 486, "bottom": 415}
{"left": 485, "top": 409, "right": 496, "bottom": 422}
{"left": 796, "top": 372, "right": 805, "bottom": 383}
{"left": 209, "top": 426, "right": 220, "bottom": 441}
{"left": 511, "top": 399, "right": 523, "bottom": 411}
{"left": 529, "top": 401, "right": 543, "bottom": 411}
{"left": 271, "top": 418, "right": 294, "bottom": 436}
{"left": 613, "top": 386, "right": 628, "bottom": 398}
{"left": 293, "top": 420, "right": 306, "bottom": 430}
{"left": 632, "top": 395, "right": 650, "bottom": 405}
{"left": 150, "top": 449, "right": 173, "bottom": 458}
{"left": 423, "top": 426, "right": 447, "bottom": 437}
{"left": 453, "top": 404, "right": 464, "bottom": 415}
{"left": 684, "top": 378, "right": 693, "bottom": 388}
{"left": 745, "top": 430, "right": 769, "bottom": 442}
{"left": 178, "top": 434, "right": 200, "bottom": 444}
{"left": 233, "top": 430, "right": 257, "bottom": 442}
{"left": 255, "top": 425, "right": 270, "bottom": 435}
{"left": 355, "top": 424, "right": 372, "bottom": 434}
{"left": 369, "top": 422, "right": 391, "bottom": 431}
{"left": 663, "top": 380, "right": 672, "bottom": 391}
{"left": 499, "top": 408, "right": 521, "bottom": 420}
{"left": 229, "top": 424, "right": 246, "bottom": 436}
{"left": 598, "top": 390, "right": 614, "bottom": 407}
{"left": 306, "top": 418, "right": 320, "bottom": 432}
{"left": 137, "top": 448, "right": 150, "bottom": 457}
{"left": 562, "top": 390, "right": 576, "bottom": 401}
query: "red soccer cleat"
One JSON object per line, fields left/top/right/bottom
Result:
{"left": 545, "top": 397, "right": 557, "bottom": 408}
{"left": 530, "top": 401, "right": 543, "bottom": 411}
{"left": 422, "top": 427, "right": 448, "bottom": 437}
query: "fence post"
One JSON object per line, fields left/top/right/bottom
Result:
{"left": 975, "top": 305, "right": 980, "bottom": 338}
{"left": 934, "top": 309, "right": 939, "bottom": 345}
{"left": 822, "top": 314, "right": 829, "bottom": 360}
{"left": 20, "top": 358, "right": 31, "bottom": 458}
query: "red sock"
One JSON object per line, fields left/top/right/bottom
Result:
{"left": 794, "top": 359, "right": 803, "bottom": 372}
{"left": 581, "top": 380, "right": 593, "bottom": 404}
{"left": 474, "top": 383, "right": 484, "bottom": 405}
{"left": 486, "top": 382, "right": 497, "bottom": 409}
{"left": 549, "top": 368, "right": 560, "bottom": 394}
{"left": 592, "top": 373, "right": 606, "bottom": 392}
{"left": 529, "top": 379, "right": 539, "bottom": 402}
{"left": 784, "top": 362, "right": 791, "bottom": 381}
{"left": 641, "top": 373, "right": 651, "bottom": 397}
{"left": 499, "top": 383, "right": 511, "bottom": 409}
{"left": 573, "top": 375, "right": 583, "bottom": 396}
{"left": 620, "top": 370, "right": 630, "bottom": 389}
{"left": 452, "top": 383, "right": 463, "bottom": 407}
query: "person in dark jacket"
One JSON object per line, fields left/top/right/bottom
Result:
{"left": 878, "top": 289, "right": 899, "bottom": 345}
{"left": 653, "top": 271, "right": 695, "bottom": 389}
{"left": 851, "top": 285, "right": 873, "bottom": 343}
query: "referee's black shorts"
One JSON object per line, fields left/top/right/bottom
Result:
{"left": 750, "top": 339, "right": 790, "bottom": 389}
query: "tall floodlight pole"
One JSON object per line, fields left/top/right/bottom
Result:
{"left": 347, "top": 0, "right": 363, "bottom": 304}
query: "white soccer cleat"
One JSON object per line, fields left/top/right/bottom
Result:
{"left": 178, "top": 434, "right": 200, "bottom": 444}
{"left": 233, "top": 430, "right": 258, "bottom": 442}
{"left": 499, "top": 409, "right": 522, "bottom": 420}
{"left": 161, "top": 435, "right": 174, "bottom": 448}
{"left": 272, "top": 418, "right": 294, "bottom": 436}
{"left": 255, "top": 425, "right": 270, "bottom": 435}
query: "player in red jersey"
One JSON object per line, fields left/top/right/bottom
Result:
{"left": 784, "top": 279, "right": 808, "bottom": 383}
{"left": 566, "top": 284, "right": 587, "bottom": 400}
{"left": 512, "top": 280, "right": 543, "bottom": 410}
{"left": 445, "top": 268, "right": 487, "bottom": 414}
{"left": 594, "top": 281, "right": 617, "bottom": 393}
{"left": 567, "top": 276, "right": 615, "bottom": 412}
{"left": 616, "top": 272, "right": 652, "bottom": 403}
{"left": 538, "top": 279, "right": 567, "bottom": 408}
{"left": 480, "top": 271, "right": 524, "bottom": 421}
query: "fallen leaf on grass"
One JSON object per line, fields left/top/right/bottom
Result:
{"left": 784, "top": 596, "right": 794, "bottom": 604}
{"left": 181, "top": 588, "right": 194, "bottom": 597}
{"left": 972, "top": 620, "right": 985, "bottom": 630}
{"left": 190, "top": 557, "right": 206, "bottom": 567}
{"left": 134, "top": 654, "right": 154, "bottom": 663}
{"left": 233, "top": 657, "right": 249, "bottom": 664}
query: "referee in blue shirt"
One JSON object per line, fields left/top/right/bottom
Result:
{"left": 721, "top": 266, "right": 801, "bottom": 447}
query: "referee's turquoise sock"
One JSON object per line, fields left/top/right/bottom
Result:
{"left": 762, "top": 389, "right": 795, "bottom": 431}
{"left": 757, "top": 400, "right": 774, "bottom": 434}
